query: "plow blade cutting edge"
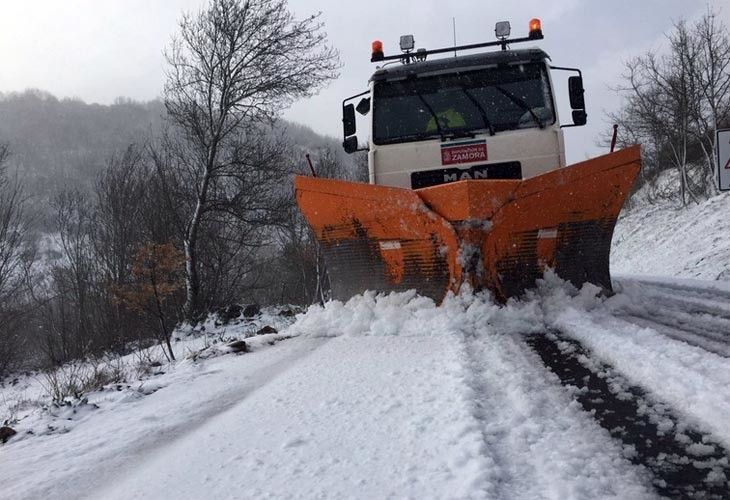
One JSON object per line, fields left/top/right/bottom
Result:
{"left": 295, "top": 145, "right": 641, "bottom": 303}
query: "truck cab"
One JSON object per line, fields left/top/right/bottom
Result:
{"left": 342, "top": 20, "right": 587, "bottom": 189}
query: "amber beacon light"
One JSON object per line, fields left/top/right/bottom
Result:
{"left": 528, "top": 18, "right": 543, "bottom": 39}
{"left": 371, "top": 40, "right": 384, "bottom": 62}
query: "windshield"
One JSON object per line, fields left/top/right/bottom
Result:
{"left": 373, "top": 62, "right": 555, "bottom": 145}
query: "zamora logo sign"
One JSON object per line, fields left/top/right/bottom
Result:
{"left": 441, "top": 141, "right": 488, "bottom": 166}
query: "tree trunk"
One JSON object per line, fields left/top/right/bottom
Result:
{"left": 156, "top": 305, "right": 175, "bottom": 362}
{"left": 183, "top": 237, "right": 200, "bottom": 323}
{"left": 183, "top": 170, "right": 211, "bottom": 323}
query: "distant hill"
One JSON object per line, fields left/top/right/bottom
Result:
{"left": 0, "top": 90, "right": 164, "bottom": 197}
{"left": 0, "top": 89, "right": 362, "bottom": 219}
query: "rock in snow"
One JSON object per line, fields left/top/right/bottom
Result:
{"left": 255, "top": 325, "right": 278, "bottom": 336}
{"left": 226, "top": 340, "right": 249, "bottom": 353}
{"left": 0, "top": 426, "right": 16, "bottom": 444}
{"left": 242, "top": 304, "right": 261, "bottom": 318}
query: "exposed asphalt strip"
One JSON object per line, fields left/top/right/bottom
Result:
{"left": 527, "top": 332, "right": 730, "bottom": 500}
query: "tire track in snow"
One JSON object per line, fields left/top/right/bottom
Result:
{"left": 618, "top": 314, "right": 730, "bottom": 358}
{"left": 612, "top": 277, "right": 730, "bottom": 356}
{"left": 458, "top": 331, "right": 656, "bottom": 499}
{"left": 456, "top": 334, "right": 515, "bottom": 500}
{"left": 529, "top": 332, "right": 730, "bottom": 499}
{"left": 614, "top": 277, "right": 730, "bottom": 304}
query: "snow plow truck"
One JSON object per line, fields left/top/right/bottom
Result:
{"left": 295, "top": 19, "right": 641, "bottom": 303}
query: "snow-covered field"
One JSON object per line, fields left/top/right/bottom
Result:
{"left": 2, "top": 191, "right": 730, "bottom": 499}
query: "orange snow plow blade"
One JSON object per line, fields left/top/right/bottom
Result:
{"left": 295, "top": 145, "right": 641, "bottom": 302}
{"left": 294, "top": 177, "right": 463, "bottom": 301}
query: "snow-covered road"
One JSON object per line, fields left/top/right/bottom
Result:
{"left": 89, "top": 334, "right": 658, "bottom": 499}
{"left": 3, "top": 279, "right": 730, "bottom": 499}
{"left": 0, "top": 337, "right": 328, "bottom": 499}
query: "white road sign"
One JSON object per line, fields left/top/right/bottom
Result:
{"left": 718, "top": 128, "right": 730, "bottom": 191}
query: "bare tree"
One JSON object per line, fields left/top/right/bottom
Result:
{"left": 163, "top": 0, "right": 339, "bottom": 322}
{"left": 610, "top": 11, "right": 730, "bottom": 204}
{"left": 93, "top": 145, "right": 148, "bottom": 287}
{"left": 0, "top": 145, "right": 33, "bottom": 375}
{"left": 693, "top": 10, "right": 730, "bottom": 191}
{"left": 34, "top": 144, "right": 188, "bottom": 366}
{"left": 612, "top": 22, "right": 700, "bottom": 205}
{"left": 43, "top": 190, "right": 99, "bottom": 362}
{"left": 89, "top": 145, "right": 154, "bottom": 352}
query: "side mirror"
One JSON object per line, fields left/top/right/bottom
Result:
{"left": 343, "top": 136, "right": 358, "bottom": 154}
{"left": 572, "top": 110, "right": 587, "bottom": 126}
{"left": 343, "top": 103, "right": 356, "bottom": 138}
{"left": 356, "top": 97, "right": 371, "bottom": 116}
{"left": 568, "top": 76, "right": 585, "bottom": 110}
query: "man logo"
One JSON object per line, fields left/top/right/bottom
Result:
{"left": 444, "top": 170, "right": 490, "bottom": 182}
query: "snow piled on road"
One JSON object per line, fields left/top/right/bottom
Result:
{"left": 1, "top": 289, "right": 659, "bottom": 500}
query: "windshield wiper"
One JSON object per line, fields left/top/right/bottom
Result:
{"left": 411, "top": 84, "right": 491, "bottom": 141}
{"left": 494, "top": 86, "right": 544, "bottom": 129}
{"left": 378, "top": 129, "right": 473, "bottom": 145}
{"left": 441, "top": 130, "right": 475, "bottom": 140}
{"left": 460, "top": 87, "right": 495, "bottom": 136}
{"left": 378, "top": 132, "right": 439, "bottom": 144}
{"left": 412, "top": 88, "right": 471, "bottom": 141}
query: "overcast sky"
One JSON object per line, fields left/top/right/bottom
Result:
{"left": 1, "top": 0, "right": 728, "bottom": 162}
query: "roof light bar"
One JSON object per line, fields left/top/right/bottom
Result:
{"left": 371, "top": 19, "right": 544, "bottom": 63}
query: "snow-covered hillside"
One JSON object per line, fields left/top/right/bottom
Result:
{"left": 611, "top": 189, "right": 730, "bottom": 281}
